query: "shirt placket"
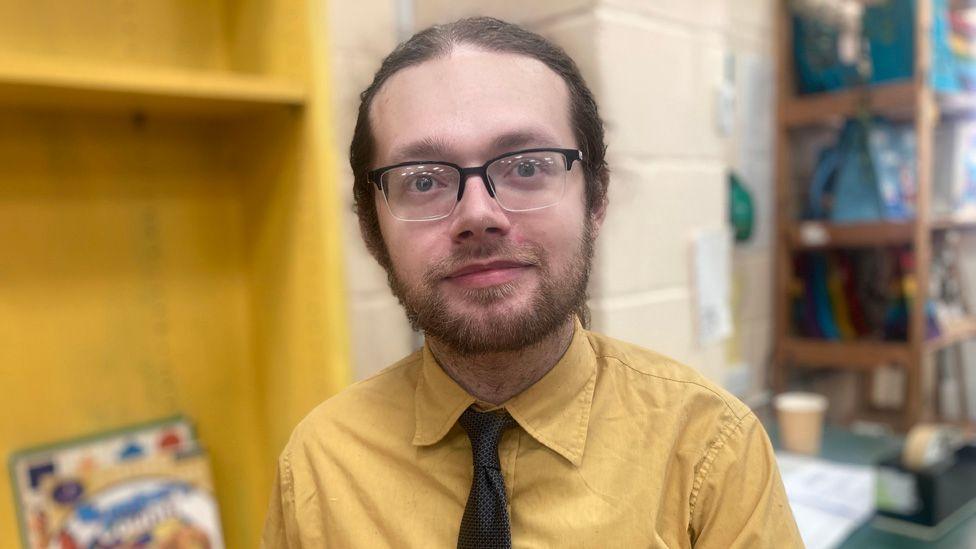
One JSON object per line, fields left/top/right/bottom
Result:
{"left": 497, "top": 425, "right": 521, "bottom": 507}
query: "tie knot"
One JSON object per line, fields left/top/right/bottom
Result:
{"left": 458, "top": 407, "right": 515, "bottom": 469}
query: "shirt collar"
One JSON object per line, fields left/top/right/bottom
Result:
{"left": 412, "top": 319, "right": 597, "bottom": 467}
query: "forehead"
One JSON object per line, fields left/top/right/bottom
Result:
{"left": 369, "top": 46, "right": 574, "bottom": 164}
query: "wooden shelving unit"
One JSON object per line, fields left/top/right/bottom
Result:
{"left": 773, "top": 1, "right": 975, "bottom": 432}
{"left": 0, "top": 2, "right": 349, "bottom": 547}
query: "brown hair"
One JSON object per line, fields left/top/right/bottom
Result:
{"left": 349, "top": 17, "right": 609, "bottom": 272}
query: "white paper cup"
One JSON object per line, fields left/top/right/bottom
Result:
{"left": 774, "top": 392, "right": 828, "bottom": 455}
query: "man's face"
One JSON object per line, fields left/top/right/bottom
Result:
{"left": 370, "top": 46, "right": 602, "bottom": 355}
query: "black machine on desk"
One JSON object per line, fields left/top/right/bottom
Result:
{"left": 874, "top": 425, "right": 976, "bottom": 541}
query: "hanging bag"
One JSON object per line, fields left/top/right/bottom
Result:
{"left": 808, "top": 118, "right": 885, "bottom": 222}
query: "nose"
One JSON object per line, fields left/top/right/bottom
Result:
{"left": 449, "top": 174, "right": 511, "bottom": 243}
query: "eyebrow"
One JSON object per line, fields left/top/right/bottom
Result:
{"left": 390, "top": 136, "right": 451, "bottom": 164}
{"left": 386, "top": 129, "right": 563, "bottom": 165}
{"left": 489, "top": 129, "right": 561, "bottom": 152}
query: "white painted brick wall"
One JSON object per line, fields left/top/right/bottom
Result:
{"left": 726, "top": 2, "right": 776, "bottom": 400}
{"left": 572, "top": 2, "right": 733, "bottom": 384}
{"left": 591, "top": 9, "right": 726, "bottom": 160}
{"left": 348, "top": 294, "right": 417, "bottom": 381}
{"left": 328, "top": 0, "right": 416, "bottom": 380}
{"left": 591, "top": 161, "right": 725, "bottom": 297}
{"left": 603, "top": 0, "right": 730, "bottom": 30}
{"left": 589, "top": 288, "right": 695, "bottom": 361}
{"left": 413, "top": 0, "right": 593, "bottom": 28}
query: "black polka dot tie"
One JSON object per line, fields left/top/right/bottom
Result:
{"left": 457, "top": 407, "right": 516, "bottom": 549}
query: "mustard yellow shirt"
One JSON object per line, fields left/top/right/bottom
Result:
{"left": 262, "top": 325, "right": 802, "bottom": 548}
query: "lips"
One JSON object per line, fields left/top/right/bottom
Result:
{"left": 442, "top": 260, "right": 534, "bottom": 289}
{"left": 447, "top": 260, "right": 532, "bottom": 278}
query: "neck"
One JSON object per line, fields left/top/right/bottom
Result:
{"left": 428, "top": 317, "right": 577, "bottom": 405}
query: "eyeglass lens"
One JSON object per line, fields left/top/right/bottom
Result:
{"left": 380, "top": 150, "right": 569, "bottom": 221}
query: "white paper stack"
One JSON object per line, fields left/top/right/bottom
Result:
{"left": 776, "top": 452, "right": 877, "bottom": 549}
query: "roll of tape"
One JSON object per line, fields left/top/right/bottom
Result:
{"left": 902, "top": 424, "right": 953, "bottom": 471}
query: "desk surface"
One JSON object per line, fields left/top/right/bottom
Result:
{"left": 764, "top": 423, "right": 976, "bottom": 548}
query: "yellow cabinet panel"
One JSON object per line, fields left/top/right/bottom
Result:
{"left": 0, "top": 1, "right": 349, "bottom": 546}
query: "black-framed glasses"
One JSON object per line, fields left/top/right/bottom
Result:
{"left": 368, "top": 148, "right": 583, "bottom": 221}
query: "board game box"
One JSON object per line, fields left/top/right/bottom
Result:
{"left": 8, "top": 416, "right": 224, "bottom": 548}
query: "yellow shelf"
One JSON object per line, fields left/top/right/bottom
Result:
{"left": 0, "top": 54, "right": 306, "bottom": 116}
{"left": 0, "top": 2, "right": 341, "bottom": 546}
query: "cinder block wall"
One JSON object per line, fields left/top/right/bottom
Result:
{"left": 726, "top": 0, "right": 776, "bottom": 401}
{"left": 327, "top": 0, "right": 416, "bottom": 382}
{"left": 329, "top": 0, "right": 776, "bottom": 403}
{"left": 537, "top": 3, "right": 732, "bottom": 385}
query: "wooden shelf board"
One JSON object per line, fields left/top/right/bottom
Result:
{"left": 790, "top": 221, "right": 914, "bottom": 249}
{"left": 931, "top": 213, "right": 976, "bottom": 231}
{"left": 780, "top": 81, "right": 916, "bottom": 129}
{"left": 847, "top": 407, "right": 915, "bottom": 433}
{"left": 926, "top": 317, "right": 976, "bottom": 353}
{"left": 780, "top": 338, "right": 910, "bottom": 369}
{"left": 937, "top": 92, "right": 976, "bottom": 118}
{"left": 791, "top": 216, "right": 976, "bottom": 249}
{"left": 0, "top": 55, "right": 306, "bottom": 116}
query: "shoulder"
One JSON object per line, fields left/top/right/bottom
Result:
{"left": 584, "top": 332, "right": 778, "bottom": 506}
{"left": 585, "top": 330, "right": 751, "bottom": 422}
{"left": 284, "top": 349, "right": 424, "bottom": 455}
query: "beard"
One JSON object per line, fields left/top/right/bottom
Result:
{"left": 387, "top": 217, "right": 596, "bottom": 356}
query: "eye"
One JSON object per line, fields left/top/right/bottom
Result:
{"left": 413, "top": 175, "right": 435, "bottom": 192}
{"left": 515, "top": 161, "right": 537, "bottom": 178}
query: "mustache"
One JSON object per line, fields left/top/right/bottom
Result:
{"left": 423, "top": 242, "right": 545, "bottom": 283}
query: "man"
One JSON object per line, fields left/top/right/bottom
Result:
{"left": 263, "top": 17, "right": 801, "bottom": 548}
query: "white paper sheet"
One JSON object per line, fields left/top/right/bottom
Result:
{"left": 692, "top": 227, "right": 733, "bottom": 346}
{"left": 776, "top": 452, "right": 877, "bottom": 549}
